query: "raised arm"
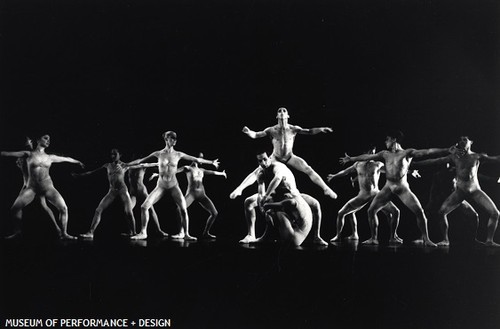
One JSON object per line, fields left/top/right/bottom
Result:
{"left": 180, "top": 152, "right": 220, "bottom": 168}
{"left": 294, "top": 125, "right": 333, "bottom": 135}
{"left": 340, "top": 151, "right": 384, "bottom": 165}
{"left": 49, "top": 154, "right": 84, "bottom": 168}
{"left": 1, "top": 150, "right": 30, "bottom": 158}
{"left": 242, "top": 126, "right": 270, "bottom": 139}
{"left": 327, "top": 164, "right": 357, "bottom": 183}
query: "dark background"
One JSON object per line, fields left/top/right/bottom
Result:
{"left": 1, "top": 0, "right": 500, "bottom": 328}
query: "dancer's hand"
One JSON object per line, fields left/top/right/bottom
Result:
{"left": 339, "top": 153, "right": 351, "bottom": 165}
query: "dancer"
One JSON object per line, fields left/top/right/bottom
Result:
{"left": 13, "top": 137, "right": 62, "bottom": 236}
{"left": 127, "top": 158, "right": 168, "bottom": 237}
{"left": 261, "top": 192, "right": 313, "bottom": 246}
{"left": 242, "top": 107, "right": 337, "bottom": 199}
{"left": 72, "top": 149, "right": 156, "bottom": 239}
{"left": 233, "top": 151, "right": 327, "bottom": 245}
{"left": 175, "top": 153, "right": 227, "bottom": 239}
{"left": 340, "top": 130, "right": 453, "bottom": 246}
{"left": 255, "top": 152, "right": 312, "bottom": 246}
{"left": 327, "top": 146, "right": 402, "bottom": 244}
{"left": 1, "top": 134, "right": 84, "bottom": 239}
{"left": 127, "top": 131, "right": 219, "bottom": 240}
{"left": 412, "top": 136, "right": 500, "bottom": 246}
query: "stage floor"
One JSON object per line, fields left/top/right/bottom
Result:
{"left": 2, "top": 234, "right": 500, "bottom": 329}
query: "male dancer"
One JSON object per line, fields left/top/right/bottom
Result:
{"left": 327, "top": 146, "right": 402, "bottom": 244}
{"left": 232, "top": 151, "right": 327, "bottom": 245}
{"left": 127, "top": 131, "right": 219, "bottom": 240}
{"left": 413, "top": 136, "right": 500, "bottom": 246}
{"left": 1, "top": 134, "right": 84, "bottom": 239}
{"left": 72, "top": 149, "right": 157, "bottom": 239}
{"left": 242, "top": 107, "right": 337, "bottom": 199}
{"left": 340, "top": 130, "right": 453, "bottom": 246}
{"left": 255, "top": 151, "right": 313, "bottom": 246}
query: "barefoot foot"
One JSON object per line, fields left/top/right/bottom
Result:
{"left": 79, "top": 232, "right": 94, "bottom": 239}
{"left": 362, "top": 238, "right": 379, "bottom": 245}
{"left": 131, "top": 232, "right": 148, "bottom": 240}
{"left": 239, "top": 235, "right": 257, "bottom": 243}
{"left": 312, "top": 236, "right": 328, "bottom": 246}
{"left": 61, "top": 233, "right": 77, "bottom": 240}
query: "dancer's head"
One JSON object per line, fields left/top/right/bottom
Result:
{"left": 191, "top": 152, "right": 204, "bottom": 166}
{"left": 162, "top": 131, "right": 177, "bottom": 146}
{"left": 256, "top": 151, "right": 272, "bottom": 169}
{"left": 457, "top": 136, "right": 473, "bottom": 151}
{"left": 36, "top": 134, "right": 51, "bottom": 148}
{"left": 276, "top": 107, "right": 290, "bottom": 120}
{"left": 110, "top": 148, "right": 121, "bottom": 161}
{"left": 385, "top": 130, "right": 404, "bottom": 149}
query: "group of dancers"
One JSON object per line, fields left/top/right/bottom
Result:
{"left": 2, "top": 107, "right": 500, "bottom": 247}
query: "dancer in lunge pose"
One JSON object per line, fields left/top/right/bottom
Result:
{"left": 242, "top": 107, "right": 337, "bottom": 199}
{"left": 232, "top": 151, "right": 327, "bottom": 245}
{"left": 127, "top": 131, "right": 219, "bottom": 240}
{"left": 72, "top": 149, "right": 156, "bottom": 239}
{"left": 411, "top": 136, "right": 500, "bottom": 246}
{"left": 340, "top": 130, "right": 454, "bottom": 246}
{"left": 175, "top": 153, "right": 227, "bottom": 239}
{"left": 327, "top": 146, "right": 402, "bottom": 244}
{"left": 1, "top": 134, "right": 84, "bottom": 239}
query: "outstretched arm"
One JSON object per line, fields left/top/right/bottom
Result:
{"left": 124, "top": 163, "right": 158, "bottom": 170}
{"left": 409, "top": 146, "right": 453, "bottom": 159}
{"left": 180, "top": 152, "right": 220, "bottom": 168}
{"left": 242, "top": 126, "right": 270, "bottom": 139}
{"left": 327, "top": 164, "right": 356, "bottom": 183}
{"left": 1, "top": 150, "right": 30, "bottom": 158}
{"left": 50, "top": 155, "right": 84, "bottom": 168}
{"left": 294, "top": 125, "right": 333, "bottom": 135}
{"left": 229, "top": 167, "right": 260, "bottom": 199}
{"left": 340, "top": 151, "right": 384, "bottom": 165}
{"left": 72, "top": 165, "right": 104, "bottom": 178}
{"left": 127, "top": 151, "right": 158, "bottom": 166}
{"left": 203, "top": 169, "right": 227, "bottom": 178}
{"left": 410, "top": 156, "right": 451, "bottom": 168}
{"left": 479, "top": 154, "right": 500, "bottom": 163}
